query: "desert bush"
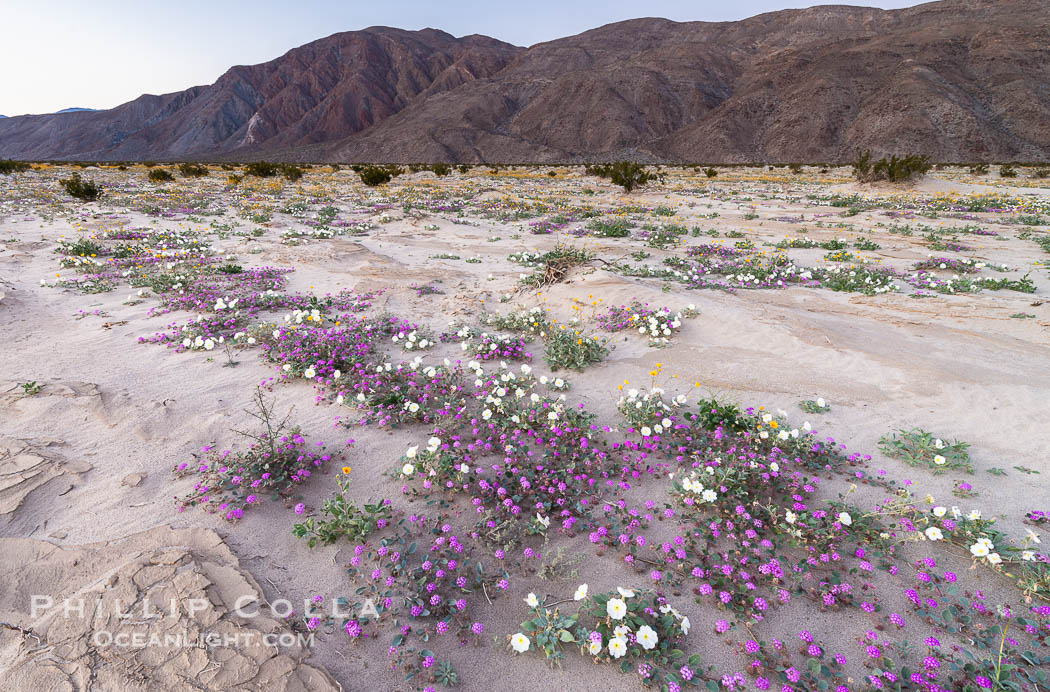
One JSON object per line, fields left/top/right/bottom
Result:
{"left": 148, "top": 168, "right": 175, "bottom": 183}
{"left": 177, "top": 162, "right": 208, "bottom": 178}
{"left": 244, "top": 161, "right": 280, "bottom": 177}
{"left": 852, "top": 151, "right": 931, "bottom": 182}
{"left": 430, "top": 163, "right": 451, "bottom": 177}
{"left": 280, "top": 164, "right": 303, "bottom": 182}
{"left": 1033, "top": 167, "right": 1050, "bottom": 178}
{"left": 999, "top": 163, "right": 1018, "bottom": 178}
{"left": 329, "top": 163, "right": 341, "bottom": 172}
{"left": 60, "top": 173, "right": 101, "bottom": 201}
{"left": 968, "top": 163, "right": 989, "bottom": 175}
{"left": 358, "top": 165, "right": 403, "bottom": 187}
{"left": 704, "top": 167, "right": 717, "bottom": 178}
{"left": 458, "top": 164, "right": 469, "bottom": 174}
{"left": 788, "top": 163, "right": 803, "bottom": 174}
{"left": 242, "top": 160, "right": 302, "bottom": 181}
{"left": 585, "top": 163, "right": 612, "bottom": 179}
{"left": 359, "top": 166, "right": 392, "bottom": 186}
{"left": 0, "top": 159, "right": 31, "bottom": 175}
{"left": 609, "top": 161, "right": 658, "bottom": 192}
{"left": 220, "top": 163, "right": 237, "bottom": 171}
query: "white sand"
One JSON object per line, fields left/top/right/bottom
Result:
{"left": 1, "top": 166, "right": 1048, "bottom": 690}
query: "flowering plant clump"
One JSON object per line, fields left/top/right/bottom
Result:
{"left": 1026, "top": 510, "right": 1049, "bottom": 526}
{"left": 543, "top": 329, "right": 610, "bottom": 371}
{"left": 576, "top": 588, "right": 693, "bottom": 681}
{"left": 874, "top": 497, "right": 1050, "bottom": 601}
{"left": 344, "top": 510, "right": 512, "bottom": 632}
{"left": 912, "top": 255, "right": 984, "bottom": 274}
{"left": 342, "top": 360, "right": 471, "bottom": 427}
{"left": 587, "top": 217, "right": 633, "bottom": 237}
{"left": 900, "top": 567, "right": 1050, "bottom": 691}
{"left": 978, "top": 273, "right": 1038, "bottom": 294}
{"left": 641, "top": 223, "right": 688, "bottom": 249}
{"left": 540, "top": 374, "right": 570, "bottom": 391}
{"left": 248, "top": 313, "right": 388, "bottom": 382}
{"left": 392, "top": 328, "right": 437, "bottom": 351}
{"left": 511, "top": 586, "right": 698, "bottom": 685}
{"left": 878, "top": 428, "right": 973, "bottom": 474}
{"left": 173, "top": 390, "right": 335, "bottom": 520}
{"left": 527, "top": 219, "right": 564, "bottom": 234}
{"left": 774, "top": 236, "right": 821, "bottom": 249}
{"left": 596, "top": 301, "right": 698, "bottom": 346}
{"left": 799, "top": 397, "right": 830, "bottom": 414}
{"left": 408, "top": 282, "right": 443, "bottom": 297}
{"left": 663, "top": 248, "right": 819, "bottom": 292}
{"left": 292, "top": 468, "right": 392, "bottom": 548}
{"left": 617, "top": 386, "right": 687, "bottom": 433}
{"left": 823, "top": 249, "right": 864, "bottom": 263}
{"left": 814, "top": 264, "right": 898, "bottom": 295}
{"left": 472, "top": 332, "right": 532, "bottom": 361}
{"left": 479, "top": 306, "right": 550, "bottom": 338}
{"left": 439, "top": 323, "right": 479, "bottom": 343}
{"left": 508, "top": 596, "right": 579, "bottom": 666}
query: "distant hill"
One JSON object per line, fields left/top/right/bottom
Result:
{"left": 1, "top": 0, "right": 1047, "bottom": 163}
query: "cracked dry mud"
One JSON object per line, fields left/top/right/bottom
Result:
{"left": 0, "top": 525, "right": 340, "bottom": 692}
{"left": 0, "top": 436, "right": 90, "bottom": 517}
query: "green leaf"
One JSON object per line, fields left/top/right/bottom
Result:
{"left": 670, "top": 649, "right": 684, "bottom": 659}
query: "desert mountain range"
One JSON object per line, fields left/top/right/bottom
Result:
{"left": 1, "top": 0, "right": 1047, "bottom": 163}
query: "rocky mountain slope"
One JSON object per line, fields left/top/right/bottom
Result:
{"left": 1, "top": 0, "right": 1047, "bottom": 162}
{"left": 0, "top": 28, "right": 521, "bottom": 161}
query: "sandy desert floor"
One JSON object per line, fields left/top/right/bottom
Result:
{"left": 1, "top": 164, "right": 1048, "bottom": 691}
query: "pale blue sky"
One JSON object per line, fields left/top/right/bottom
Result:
{"left": 1, "top": 0, "right": 923, "bottom": 116}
